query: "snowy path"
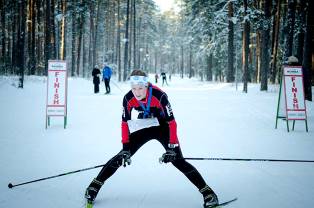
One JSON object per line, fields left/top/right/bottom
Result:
{"left": 0, "top": 75, "right": 313, "bottom": 208}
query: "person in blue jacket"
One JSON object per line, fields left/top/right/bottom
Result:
{"left": 102, "top": 63, "right": 112, "bottom": 94}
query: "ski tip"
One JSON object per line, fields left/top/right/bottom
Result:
{"left": 228, "top": 197, "right": 238, "bottom": 202}
{"left": 215, "top": 197, "right": 238, "bottom": 207}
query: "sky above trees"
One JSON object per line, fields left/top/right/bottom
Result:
{"left": 153, "top": 0, "right": 180, "bottom": 13}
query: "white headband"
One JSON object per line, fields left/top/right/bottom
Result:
{"left": 130, "top": 75, "right": 148, "bottom": 86}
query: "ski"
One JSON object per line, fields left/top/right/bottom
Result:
{"left": 85, "top": 199, "right": 93, "bottom": 208}
{"left": 209, "top": 197, "right": 238, "bottom": 208}
{"left": 84, "top": 197, "right": 237, "bottom": 208}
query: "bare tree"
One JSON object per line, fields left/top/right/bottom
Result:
{"left": 17, "top": 0, "right": 27, "bottom": 88}
{"left": 123, "top": 0, "right": 130, "bottom": 81}
{"left": 116, "top": 0, "right": 122, "bottom": 81}
{"left": 260, "top": 0, "right": 271, "bottom": 91}
{"left": 76, "top": 1, "right": 84, "bottom": 76}
{"left": 27, "top": 0, "right": 36, "bottom": 75}
{"left": 302, "top": 0, "right": 312, "bottom": 101}
{"left": 242, "top": 0, "right": 250, "bottom": 93}
{"left": 45, "top": 0, "right": 56, "bottom": 76}
{"left": 283, "top": 0, "right": 296, "bottom": 60}
{"left": 270, "top": 0, "right": 281, "bottom": 84}
{"left": 0, "top": 0, "right": 5, "bottom": 67}
{"left": 227, "top": 1, "right": 234, "bottom": 83}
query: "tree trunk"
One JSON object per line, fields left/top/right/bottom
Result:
{"left": 35, "top": 0, "right": 42, "bottom": 75}
{"left": 137, "top": 16, "right": 142, "bottom": 69}
{"left": 17, "top": 0, "right": 26, "bottom": 88}
{"left": 123, "top": 0, "right": 130, "bottom": 81}
{"left": 206, "top": 54, "right": 213, "bottom": 81}
{"left": 302, "top": 0, "right": 312, "bottom": 101}
{"left": 89, "top": 1, "right": 95, "bottom": 74}
{"left": 283, "top": 0, "right": 296, "bottom": 60}
{"left": 295, "top": 0, "right": 305, "bottom": 64}
{"left": 270, "top": 0, "right": 281, "bottom": 84}
{"left": 76, "top": 8, "right": 83, "bottom": 76}
{"left": 132, "top": 0, "right": 136, "bottom": 70}
{"left": 242, "top": 0, "right": 250, "bottom": 93}
{"left": 71, "top": 1, "right": 76, "bottom": 76}
{"left": 82, "top": 3, "right": 89, "bottom": 78}
{"left": 0, "top": 0, "right": 6, "bottom": 69}
{"left": 27, "top": 0, "right": 36, "bottom": 75}
{"left": 180, "top": 45, "right": 184, "bottom": 78}
{"left": 189, "top": 43, "right": 192, "bottom": 78}
{"left": 31, "top": 0, "right": 36, "bottom": 74}
{"left": 116, "top": 0, "right": 121, "bottom": 81}
{"left": 60, "top": 0, "right": 66, "bottom": 60}
{"left": 50, "top": 0, "right": 56, "bottom": 59}
{"left": 227, "top": 1, "right": 234, "bottom": 82}
{"left": 255, "top": 32, "right": 261, "bottom": 82}
{"left": 93, "top": 2, "right": 101, "bottom": 69}
{"left": 44, "top": 0, "right": 51, "bottom": 76}
{"left": 260, "top": 0, "right": 271, "bottom": 91}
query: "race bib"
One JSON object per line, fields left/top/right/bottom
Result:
{"left": 127, "top": 118, "right": 160, "bottom": 134}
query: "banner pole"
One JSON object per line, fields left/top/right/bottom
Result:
{"left": 275, "top": 71, "right": 283, "bottom": 129}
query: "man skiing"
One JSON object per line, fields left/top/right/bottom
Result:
{"left": 85, "top": 69, "right": 219, "bottom": 208}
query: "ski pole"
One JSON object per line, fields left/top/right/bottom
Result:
{"left": 111, "top": 80, "right": 123, "bottom": 92}
{"left": 8, "top": 164, "right": 105, "bottom": 189}
{"left": 183, "top": 157, "right": 314, "bottom": 163}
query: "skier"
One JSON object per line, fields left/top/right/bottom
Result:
{"left": 155, "top": 73, "right": 159, "bottom": 83}
{"left": 161, "top": 71, "right": 168, "bottom": 86}
{"left": 85, "top": 69, "right": 219, "bottom": 208}
{"left": 102, "top": 63, "right": 112, "bottom": 94}
{"left": 92, "top": 65, "right": 101, "bottom": 93}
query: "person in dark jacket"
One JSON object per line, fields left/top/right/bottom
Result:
{"left": 85, "top": 69, "right": 219, "bottom": 208}
{"left": 161, "top": 71, "right": 168, "bottom": 86}
{"left": 92, "top": 65, "right": 101, "bottom": 93}
{"left": 155, "top": 73, "right": 159, "bottom": 83}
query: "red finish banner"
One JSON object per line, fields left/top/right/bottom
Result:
{"left": 46, "top": 60, "right": 68, "bottom": 116}
{"left": 283, "top": 66, "right": 307, "bottom": 120}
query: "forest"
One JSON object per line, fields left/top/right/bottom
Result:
{"left": 0, "top": 0, "right": 313, "bottom": 99}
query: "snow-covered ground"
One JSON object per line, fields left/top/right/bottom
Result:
{"left": 0, "top": 75, "right": 313, "bottom": 208}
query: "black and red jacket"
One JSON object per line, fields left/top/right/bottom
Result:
{"left": 121, "top": 83, "right": 178, "bottom": 145}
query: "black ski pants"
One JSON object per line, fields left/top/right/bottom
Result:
{"left": 104, "top": 78, "right": 110, "bottom": 93}
{"left": 94, "top": 83, "right": 99, "bottom": 93}
{"left": 95, "top": 123, "right": 207, "bottom": 190}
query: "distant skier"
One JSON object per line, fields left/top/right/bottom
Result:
{"left": 155, "top": 73, "right": 159, "bottom": 83}
{"left": 102, "top": 63, "right": 112, "bottom": 94}
{"left": 85, "top": 69, "right": 219, "bottom": 208}
{"left": 91, "top": 65, "right": 101, "bottom": 93}
{"left": 161, "top": 71, "right": 168, "bottom": 86}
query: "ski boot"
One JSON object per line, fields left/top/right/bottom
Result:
{"left": 85, "top": 178, "right": 104, "bottom": 203}
{"left": 200, "top": 185, "right": 219, "bottom": 208}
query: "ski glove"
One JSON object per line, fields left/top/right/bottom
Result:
{"left": 159, "top": 148, "right": 177, "bottom": 163}
{"left": 118, "top": 150, "right": 131, "bottom": 167}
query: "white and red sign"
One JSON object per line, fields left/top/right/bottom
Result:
{"left": 46, "top": 60, "right": 67, "bottom": 116}
{"left": 283, "top": 66, "right": 307, "bottom": 120}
